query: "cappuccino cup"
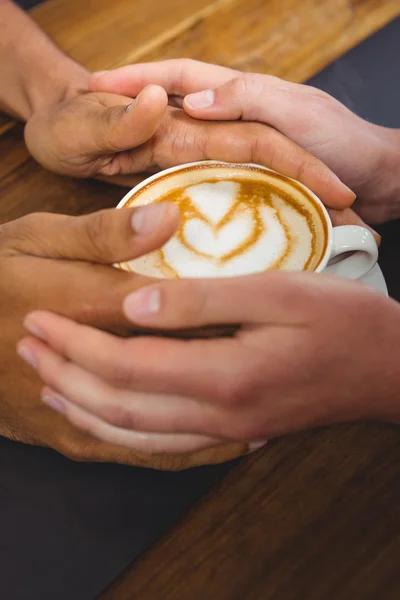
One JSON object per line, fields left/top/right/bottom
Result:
{"left": 116, "top": 161, "right": 378, "bottom": 280}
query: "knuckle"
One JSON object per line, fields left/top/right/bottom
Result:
{"left": 216, "top": 371, "right": 253, "bottom": 408}
{"left": 163, "top": 279, "right": 208, "bottom": 326}
{"left": 109, "top": 347, "right": 140, "bottom": 388}
{"left": 85, "top": 210, "right": 111, "bottom": 259}
{"left": 306, "top": 85, "right": 331, "bottom": 102}
{"left": 231, "top": 376, "right": 252, "bottom": 406}
{"left": 101, "top": 402, "right": 140, "bottom": 429}
{"left": 100, "top": 107, "right": 123, "bottom": 151}
{"left": 183, "top": 281, "right": 209, "bottom": 323}
{"left": 155, "top": 109, "right": 210, "bottom": 165}
{"left": 229, "top": 75, "right": 248, "bottom": 96}
{"left": 152, "top": 112, "right": 182, "bottom": 165}
{"left": 180, "top": 57, "right": 197, "bottom": 71}
{"left": 297, "top": 154, "right": 327, "bottom": 185}
{"left": 249, "top": 124, "right": 277, "bottom": 164}
{"left": 230, "top": 73, "right": 271, "bottom": 106}
{"left": 230, "top": 418, "right": 259, "bottom": 441}
{"left": 231, "top": 73, "right": 264, "bottom": 97}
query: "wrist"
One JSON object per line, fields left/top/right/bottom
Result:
{"left": 24, "top": 57, "right": 89, "bottom": 119}
{"left": 362, "top": 295, "right": 400, "bottom": 424}
{"left": 365, "top": 125, "right": 400, "bottom": 223}
{"left": 0, "top": 0, "right": 88, "bottom": 121}
{"left": 379, "top": 128, "right": 400, "bottom": 220}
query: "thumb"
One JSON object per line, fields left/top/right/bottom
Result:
{"left": 182, "top": 74, "right": 301, "bottom": 126}
{"left": 93, "top": 84, "right": 168, "bottom": 154}
{"left": 5, "top": 203, "right": 180, "bottom": 264}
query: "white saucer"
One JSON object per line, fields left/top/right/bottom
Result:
{"left": 359, "top": 263, "right": 388, "bottom": 296}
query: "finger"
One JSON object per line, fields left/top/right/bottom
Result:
{"left": 91, "top": 85, "right": 167, "bottom": 155}
{"left": 89, "top": 59, "right": 237, "bottom": 98}
{"left": 328, "top": 207, "right": 381, "bottom": 247}
{"left": 133, "top": 108, "right": 354, "bottom": 209}
{"left": 41, "top": 387, "right": 221, "bottom": 454}
{"left": 183, "top": 75, "right": 357, "bottom": 207}
{"left": 122, "top": 273, "right": 363, "bottom": 333}
{"left": 21, "top": 312, "right": 246, "bottom": 399}
{"left": 95, "top": 170, "right": 159, "bottom": 188}
{"left": 17, "top": 335, "right": 221, "bottom": 436}
{"left": 184, "top": 73, "right": 294, "bottom": 122}
{"left": 5, "top": 202, "right": 179, "bottom": 263}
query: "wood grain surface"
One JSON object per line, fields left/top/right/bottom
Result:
{"left": 101, "top": 424, "right": 400, "bottom": 600}
{"left": 0, "top": 0, "right": 399, "bottom": 599}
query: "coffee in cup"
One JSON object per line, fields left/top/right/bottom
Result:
{"left": 116, "top": 161, "right": 378, "bottom": 280}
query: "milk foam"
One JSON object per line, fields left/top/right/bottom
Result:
{"left": 120, "top": 165, "right": 327, "bottom": 278}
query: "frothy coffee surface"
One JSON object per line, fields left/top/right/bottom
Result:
{"left": 120, "top": 164, "right": 328, "bottom": 278}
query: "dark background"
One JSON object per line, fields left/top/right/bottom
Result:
{"left": 2, "top": 4, "right": 400, "bottom": 600}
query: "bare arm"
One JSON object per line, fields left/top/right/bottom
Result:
{"left": 0, "top": 0, "right": 88, "bottom": 120}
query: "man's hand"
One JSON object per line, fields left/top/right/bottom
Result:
{"left": 17, "top": 273, "right": 400, "bottom": 455}
{"left": 24, "top": 85, "right": 168, "bottom": 179}
{"left": 0, "top": 202, "right": 179, "bottom": 460}
{"left": 90, "top": 59, "right": 400, "bottom": 224}
{"left": 25, "top": 85, "right": 356, "bottom": 211}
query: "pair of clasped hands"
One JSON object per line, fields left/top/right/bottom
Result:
{"left": 9, "top": 59, "right": 400, "bottom": 459}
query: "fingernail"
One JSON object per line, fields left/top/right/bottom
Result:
{"left": 92, "top": 70, "right": 109, "bottom": 77}
{"left": 331, "top": 174, "right": 356, "bottom": 201}
{"left": 343, "top": 183, "right": 356, "bottom": 200}
{"left": 131, "top": 203, "right": 165, "bottom": 235}
{"left": 248, "top": 440, "right": 268, "bottom": 453}
{"left": 185, "top": 90, "right": 215, "bottom": 110}
{"left": 23, "top": 316, "right": 47, "bottom": 341}
{"left": 125, "top": 100, "right": 136, "bottom": 112}
{"left": 42, "top": 391, "right": 66, "bottom": 416}
{"left": 124, "top": 287, "right": 161, "bottom": 319}
{"left": 17, "top": 344, "right": 37, "bottom": 370}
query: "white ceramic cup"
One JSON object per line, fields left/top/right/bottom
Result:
{"left": 116, "top": 161, "right": 378, "bottom": 280}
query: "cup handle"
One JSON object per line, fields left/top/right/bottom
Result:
{"left": 324, "top": 225, "right": 378, "bottom": 279}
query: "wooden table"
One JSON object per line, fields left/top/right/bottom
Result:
{"left": 1, "top": 1, "right": 399, "bottom": 599}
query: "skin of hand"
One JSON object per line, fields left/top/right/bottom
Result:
{"left": 0, "top": 3, "right": 355, "bottom": 212}
{"left": 0, "top": 2, "right": 354, "bottom": 208}
{"left": 90, "top": 59, "right": 400, "bottom": 224}
{"left": 0, "top": 202, "right": 180, "bottom": 458}
{"left": 24, "top": 90, "right": 358, "bottom": 211}
{"left": 17, "top": 273, "right": 400, "bottom": 455}
{"left": 3, "top": 0, "right": 349, "bottom": 204}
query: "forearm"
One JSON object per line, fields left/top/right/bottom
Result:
{"left": 0, "top": 0, "right": 88, "bottom": 121}
{"left": 378, "top": 127, "right": 400, "bottom": 221}
{"left": 365, "top": 294, "right": 400, "bottom": 424}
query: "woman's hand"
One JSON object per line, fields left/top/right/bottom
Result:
{"left": 25, "top": 76, "right": 356, "bottom": 211}
{"left": 0, "top": 202, "right": 179, "bottom": 460}
{"left": 90, "top": 59, "right": 400, "bottom": 224}
{"left": 18, "top": 273, "right": 400, "bottom": 455}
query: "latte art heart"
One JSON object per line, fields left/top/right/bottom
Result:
{"left": 120, "top": 164, "right": 328, "bottom": 278}
{"left": 188, "top": 182, "right": 237, "bottom": 225}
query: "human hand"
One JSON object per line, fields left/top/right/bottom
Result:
{"left": 90, "top": 60, "right": 400, "bottom": 224}
{"left": 24, "top": 78, "right": 378, "bottom": 240}
{"left": 0, "top": 202, "right": 180, "bottom": 461}
{"left": 26, "top": 78, "right": 355, "bottom": 210}
{"left": 18, "top": 272, "right": 400, "bottom": 455}
{"left": 24, "top": 84, "right": 168, "bottom": 181}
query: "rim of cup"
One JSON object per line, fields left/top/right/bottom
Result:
{"left": 116, "top": 160, "right": 334, "bottom": 274}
